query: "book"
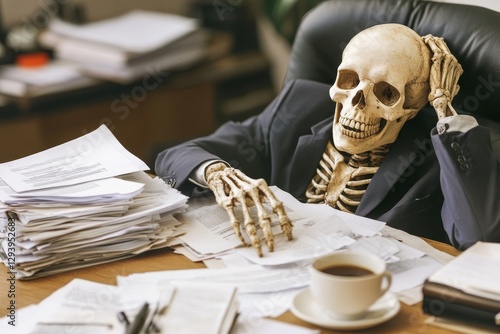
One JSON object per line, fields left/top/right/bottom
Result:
{"left": 423, "top": 281, "right": 500, "bottom": 326}
{"left": 422, "top": 242, "right": 500, "bottom": 328}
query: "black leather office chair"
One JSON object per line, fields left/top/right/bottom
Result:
{"left": 283, "top": 0, "right": 500, "bottom": 156}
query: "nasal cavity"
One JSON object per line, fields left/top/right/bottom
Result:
{"left": 352, "top": 90, "right": 366, "bottom": 109}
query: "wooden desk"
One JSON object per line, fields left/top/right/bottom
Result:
{"left": 0, "top": 238, "right": 460, "bottom": 333}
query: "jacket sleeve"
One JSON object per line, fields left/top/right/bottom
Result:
{"left": 431, "top": 121, "right": 500, "bottom": 249}
{"left": 154, "top": 80, "right": 298, "bottom": 195}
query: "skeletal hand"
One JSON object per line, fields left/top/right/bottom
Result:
{"left": 423, "top": 35, "right": 463, "bottom": 119}
{"left": 205, "top": 162, "right": 293, "bottom": 257}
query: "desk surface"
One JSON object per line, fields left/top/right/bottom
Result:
{"left": 0, "top": 238, "right": 461, "bottom": 333}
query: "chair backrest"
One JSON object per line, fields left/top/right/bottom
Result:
{"left": 284, "top": 0, "right": 500, "bottom": 124}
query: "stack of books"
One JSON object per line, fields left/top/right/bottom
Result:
{"left": 422, "top": 242, "right": 500, "bottom": 332}
{"left": 38, "top": 10, "right": 210, "bottom": 83}
{"left": 0, "top": 125, "right": 188, "bottom": 279}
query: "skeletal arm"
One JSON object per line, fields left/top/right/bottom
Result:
{"left": 424, "top": 35, "right": 500, "bottom": 248}
{"left": 424, "top": 35, "right": 463, "bottom": 119}
{"left": 204, "top": 162, "right": 293, "bottom": 257}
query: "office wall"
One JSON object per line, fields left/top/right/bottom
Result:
{"left": 68, "top": 0, "right": 197, "bottom": 21}
{"left": 0, "top": 0, "right": 198, "bottom": 28}
{"left": 433, "top": 0, "right": 500, "bottom": 12}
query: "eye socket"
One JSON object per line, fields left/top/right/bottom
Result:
{"left": 374, "top": 81, "right": 400, "bottom": 106}
{"left": 336, "top": 70, "right": 360, "bottom": 89}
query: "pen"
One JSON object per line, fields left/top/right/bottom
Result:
{"left": 126, "top": 302, "right": 149, "bottom": 334}
{"left": 37, "top": 322, "right": 113, "bottom": 328}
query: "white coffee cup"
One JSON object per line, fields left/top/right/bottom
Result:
{"left": 309, "top": 250, "right": 392, "bottom": 319}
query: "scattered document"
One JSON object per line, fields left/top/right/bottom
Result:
{"left": 0, "top": 279, "right": 128, "bottom": 333}
{"left": 176, "top": 203, "right": 249, "bottom": 255}
{"left": 118, "top": 264, "right": 309, "bottom": 319}
{"left": 387, "top": 256, "right": 442, "bottom": 293}
{"left": 231, "top": 318, "right": 320, "bottom": 334}
{"left": 167, "top": 185, "right": 449, "bottom": 308}
{"left": 235, "top": 215, "right": 356, "bottom": 265}
{"left": 271, "top": 187, "right": 386, "bottom": 237}
{"left": 176, "top": 186, "right": 384, "bottom": 262}
{"left": 118, "top": 265, "right": 310, "bottom": 295}
{"left": 0, "top": 277, "right": 315, "bottom": 334}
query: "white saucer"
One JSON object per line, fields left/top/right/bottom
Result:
{"left": 290, "top": 288, "right": 400, "bottom": 331}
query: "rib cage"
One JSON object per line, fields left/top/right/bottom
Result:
{"left": 305, "top": 141, "right": 389, "bottom": 213}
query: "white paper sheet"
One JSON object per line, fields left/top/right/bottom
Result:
{"left": 271, "top": 187, "right": 386, "bottom": 236}
{"left": 235, "top": 215, "right": 356, "bottom": 265}
{"left": 48, "top": 11, "right": 199, "bottom": 53}
{"left": 176, "top": 203, "right": 243, "bottom": 255}
{"left": 386, "top": 256, "right": 442, "bottom": 293}
{"left": 0, "top": 125, "right": 148, "bottom": 192}
{"left": 0, "top": 177, "right": 144, "bottom": 205}
{"left": 230, "top": 318, "right": 320, "bottom": 334}
{"left": 118, "top": 264, "right": 310, "bottom": 295}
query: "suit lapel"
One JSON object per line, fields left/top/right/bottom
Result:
{"left": 356, "top": 115, "right": 433, "bottom": 216}
{"left": 287, "top": 117, "right": 332, "bottom": 199}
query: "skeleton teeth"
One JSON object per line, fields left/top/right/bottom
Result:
{"left": 340, "top": 117, "right": 380, "bottom": 138}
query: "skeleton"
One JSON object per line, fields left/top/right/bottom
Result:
{"left": 205, "top": 24, "right": 463, "bottom": 256}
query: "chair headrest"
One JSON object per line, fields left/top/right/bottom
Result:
{"left": 285, "top": 0, "right": 500, "bottom": 122}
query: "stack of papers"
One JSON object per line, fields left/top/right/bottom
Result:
{"left": 0, "top": 61, "right": 100, "bottom": 98}
{"left": 39, "top": 10, "right": 209, "bottom": 83}
{"left": 0, "top": 125, "right": 188, "bottom": 279}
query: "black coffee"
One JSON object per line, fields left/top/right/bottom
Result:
{"left": 321, "top": 265, "right": 374, "bottom": 277}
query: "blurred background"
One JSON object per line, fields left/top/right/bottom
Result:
{"left": 0, "top": 0, "right": 498, "bottom": 168}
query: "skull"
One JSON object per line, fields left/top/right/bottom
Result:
{"left": 330, "top": 24, "right": 431, "bottom": 154}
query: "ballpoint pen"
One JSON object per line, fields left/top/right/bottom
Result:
{"left": 125, "top": 302, "right": 150, "bottom": 334}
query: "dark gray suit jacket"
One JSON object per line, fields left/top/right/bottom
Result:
{"left": 155, "top": 79, "right": 500, "bottom": 249}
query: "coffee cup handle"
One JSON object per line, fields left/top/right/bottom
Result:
{"left": 379, "top": 271, "right": 392, "bottom": 296}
